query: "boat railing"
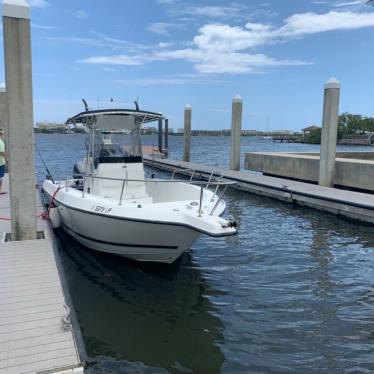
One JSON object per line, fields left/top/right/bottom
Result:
{"left": 59, "top": 173, "right": 235, "bottom": 216}
{"left": 171, "top": 168, "right": 196, "bottom": 181}
{"left": 171, "top": 167, "right": 224, "bottom": 188}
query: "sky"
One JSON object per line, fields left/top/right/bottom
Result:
{"left": 0, "top": 0, "right": 374, "bottom": 131}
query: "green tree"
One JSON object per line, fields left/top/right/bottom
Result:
{"left": 303, "top": 128, "right": 321, "bottom": 144}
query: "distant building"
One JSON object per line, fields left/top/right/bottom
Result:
{"left": 36, "top": 121, "right": 67, "bottom": 130}
{"left": 141, "top": 127, "right": 157, "bottom": 135}
{"left": 302, "top": 125, "right": 320, "bottom": 137}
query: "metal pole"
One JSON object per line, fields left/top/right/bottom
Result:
{"left": 230, "top": 95, "right": 242, "bottom": 171}
{"left": 164, "top": 118, "right": 168, "bottom": 155}
{"left": 3, "top": 0, "right": 36, "bottom": 240}
{"left": 318, "top": 77, "right": 340, "bottom": 187}
{"left": 198, "top": 185, "right": 203, "bottom": 217}
{"left": 158, "top": 119, "right": 162, "bottom": 153}
{"left": 183, "top": 105, "right": 191, "bottom": 162}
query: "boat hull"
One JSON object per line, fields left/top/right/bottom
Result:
{"left": 58, "top": 204, "right": 201, "bottom": 264}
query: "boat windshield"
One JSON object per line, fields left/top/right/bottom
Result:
{"left": 91, "top": 132, "right": 128, "bottom": 158}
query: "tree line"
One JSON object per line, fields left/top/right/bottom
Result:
{"left": 303, "top": 113, "right": 374, "bottom": 144}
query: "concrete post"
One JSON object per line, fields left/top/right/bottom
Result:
{"left": 230, "top": 95, "right": 242, "bottom": 171}
{"left": 318, "top": 77, "right": 340, "bottom": 187}
{"left": 158, "top": 118, "right": 163, "bottom": 153}
{"left": 183, "top": 105, "right": 191, "bottom": 162}
{"left": 164, "top": 118, "right": 168, "bottom": 153}
{"left": 3, "top": 0, "right": 37, "bottom": 240}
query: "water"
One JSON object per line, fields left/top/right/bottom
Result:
{"left": 36, "top": 134, "right": 374, "bottom": 373}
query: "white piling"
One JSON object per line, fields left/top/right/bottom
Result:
{"left": 3, "top": 0, "right": 37, "bottom": 240}
{"left": 318, "top": 77, "right": 341, "bottom": 188}
{"left": 183, "top": 105, "right": 191, "bottom": 162}
{"left": 230, "top": 95, "right": 242, "bottom": 171}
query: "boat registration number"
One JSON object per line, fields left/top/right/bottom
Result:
{"left": 91, "top": 205, "right": 112, "bottom": 214}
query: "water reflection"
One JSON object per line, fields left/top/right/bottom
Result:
{"left": 56, "top": 229, "right": 225, "bottom": 374}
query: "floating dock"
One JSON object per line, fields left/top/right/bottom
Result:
{"left": 0, "top": 175, "right": 86, "bottom": 374}
{"left": 144, "top": 156, "right": 374, "bottom": 225}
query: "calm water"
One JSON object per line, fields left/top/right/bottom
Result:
{"left": 36, "top": 134, "right": 374, "bottom": 373}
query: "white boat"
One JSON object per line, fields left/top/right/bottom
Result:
{"left": 43, "top": 107, "right": 237, "bottom": 263}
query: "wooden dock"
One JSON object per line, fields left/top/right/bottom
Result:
{"left": 272, "top": 135, "right": 300, "bottom": 143}
{"left": 144, "top": 156, "right": 374, "bottom": 225}
{"left": 0, "top": 175, "right": 85, "bottom": 374}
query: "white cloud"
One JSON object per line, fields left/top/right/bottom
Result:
{"left": 32, "top": 23, "right": 58, "bottom": 30}
{"left": 156, "top": 0, "right": 176, "bottom": 4}
{"left": 75, "top": 10, "right": 88, "bottom": 19}
{"left": 193, "top": 6, "right": 238, "bottom": 18}
{"left": 0, "top": 81, "right": 5, "bottom": 89}
{"left": 155, "top": 49, "right": 309, "bottom": 74}
{"left": 333, "top": 1, "right": 365, "bottom": 7}
{"left": 117, "top": 76, "right": 225, "bottom": 86}
{"left": 28, "top": 0, "right": 49, "bottom": 8}
{"left": 157, "top": 1, "right": 276, "bottom": 22}
{"left": 191, "top": 11, "right": 374, "bottom": 53}
{"left": 146, "top": 22, "right": 177, "bottom": 36}
{"left": 278, "top": 11, "right": 374, "bottom": 36}
{"left": 80, "top": 54, "right": 145, "bottom": 66}
{"left": 79, "top": 11, "right": 374, "bottom": 74}
{"left": 158, "top": 41, "right": 173, "bottom": 48}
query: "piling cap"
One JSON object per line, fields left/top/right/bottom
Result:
{"left": 232, "top": 94, "right": 242, "bottom": 103}
{"left": 3, "top": 0, "right": 30, "bottom": 20}
{"left": 324, "top": 77, "right": 340, "bottom": 90}
{"left": 185, "top": 104, "right": 192, "bottom": 110}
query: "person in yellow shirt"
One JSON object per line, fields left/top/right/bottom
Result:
{"left": 0, "top": 128, "right": 7, "bottom": 195}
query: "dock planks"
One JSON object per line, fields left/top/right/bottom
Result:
{"left": 144, "top": 156, "right": 374, "bottom": 225}
{"left": 0, "top": 175, "right": 83, "bottom": 374}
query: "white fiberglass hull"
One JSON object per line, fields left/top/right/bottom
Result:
{"left": 43, "top": 180, "right": 236, "bottom": 264}
{"left": 59, "top": 205, "right": 200, "bottom": 263}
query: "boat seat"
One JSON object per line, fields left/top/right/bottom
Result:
{"left": 93, "top": 162, "right": 152, "bottom": 202}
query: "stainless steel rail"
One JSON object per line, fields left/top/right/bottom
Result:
{"left": 58, "top": 172, "right": 236, "bottom": 216}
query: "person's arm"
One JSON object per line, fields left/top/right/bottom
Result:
{"left": 0, "top": 151, "right": 7, "bottom": 163}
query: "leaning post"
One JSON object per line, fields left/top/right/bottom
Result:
{"left": 318, "top": 77, "right": 340, "bottom": 187}
{"left": 3, "top": 0, "right": 37, "bottom": 240}
{"left": 230, "top": 95, "right": 243, "bottom": 171}
{"left": 183, "top": 105, "right": 191, "bottom": 162}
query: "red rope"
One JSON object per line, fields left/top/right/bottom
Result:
{"left": 42, "top": 187, "right": 62, "bottom": 220}
{"left": 0, "top": 187, "right": 62, "bottom": 221}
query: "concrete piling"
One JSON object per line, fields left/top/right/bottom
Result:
{"left": 183, "top": 105, "right": 191, "bottom": 162}
{"left": 3, "top": 0, "right": 37, "bottom": 240}
{"left": 318, "top": 77, "right": 340, "bottom": 187}
{"left": 230, "top": 95, "right": 243, "bottom": 171}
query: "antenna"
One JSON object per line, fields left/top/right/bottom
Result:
{"left": 82, "top": 98, "right": 89, "bottom": 111}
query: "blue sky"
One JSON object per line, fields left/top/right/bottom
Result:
{"left": 1, "top": 0, "right": 374, "bottom": 131}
